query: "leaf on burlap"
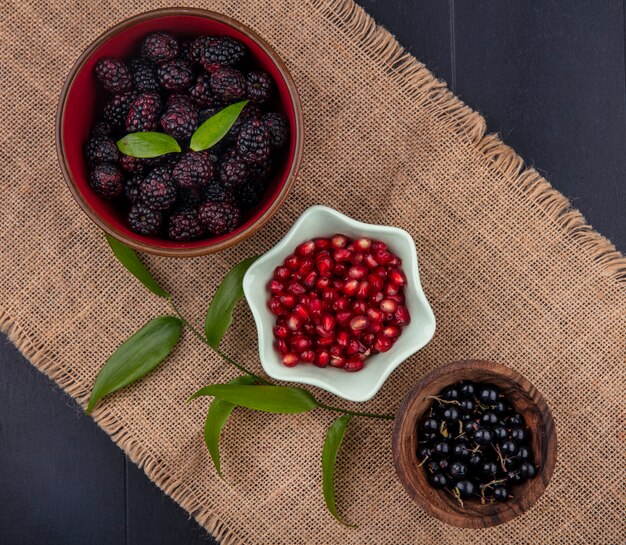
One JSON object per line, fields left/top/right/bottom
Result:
{"left": 86, "top": 316, "right": 182, "bottom": 414}
{"left": 106, "top": 235, "right": 170, "bottom": 298}
{"left": 322, "top": 415, "right": 355, "bottom": 526}
{"left": 204, "top": 256, "right": 258, "bottom": 349}
{"left": 204, "top": 375, "right": 257, "bottom": 478}
{"left": 189, "top": 384, "right": 318, "bottom": 414}
{"left": 190, "top": 100, "right": 249, "bottom": 152}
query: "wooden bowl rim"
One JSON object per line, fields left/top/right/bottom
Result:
{"left": 392, "top": 359, "right": 557, "bottom": 528}
{"left": 55, "top": 7, "right": 304, "bottom": 257}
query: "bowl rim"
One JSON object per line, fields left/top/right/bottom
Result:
{"left": 55, "top": 7, "right": 304, "bottom": 257}
{"left": 392, "top": 359, "right": 557, "bottom": 528}
{"left": 243, "top": 205, "right": 437, "bottom": 402}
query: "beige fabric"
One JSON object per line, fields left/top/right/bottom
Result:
{"left": 1, "top": 0, "right": 625, "bottom": 543}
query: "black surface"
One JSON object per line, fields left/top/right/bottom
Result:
{"left": 1, "top": 2, "right": 624, "bottom": 543}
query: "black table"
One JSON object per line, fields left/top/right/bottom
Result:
{"left": 1, "top": 2, "right": 624, "bottom": 543}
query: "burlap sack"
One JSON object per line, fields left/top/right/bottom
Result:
{"left": 1, "top": 0, "right": 624, "bottom": 543}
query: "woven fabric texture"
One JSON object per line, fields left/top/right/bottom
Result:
{"left": 1, "top": 0, "right": 624, "bottom": 543}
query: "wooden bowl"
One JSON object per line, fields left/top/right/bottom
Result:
{"left": 392, "top": 360, "right": 557, "bottom": 528}
{"left": 56, "top": 8, "right": 303, "bottom": 257}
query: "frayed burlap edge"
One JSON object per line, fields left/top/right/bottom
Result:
{"left": 2, "top": 1, "right": 624, "bottom": 545}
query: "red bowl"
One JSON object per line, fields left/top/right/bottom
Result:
{"left": 56, "top": 8, "right": 303, "bottom": 256}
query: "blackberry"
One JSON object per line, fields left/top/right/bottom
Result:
{"left": 189, "top": 74, "right": 217, "bottom": 108}
{"left": 246, "top": 71, "right": 273, "bottom": 103}
{"left": 95, "top": 57, "right": 132, "bottom": 93}
{"left": 218, "top": 156, "right": 248, "bottom": 188}
{"left": 141, "top": 31, "right": 179, "bottom": 63}
{"left": 168, "top": 208, "right": 204, "bottom": 241}
{"left": 236, "top": 119, "right": 271, "bottom": 163}
{"left": 91, "top": 121, "right": 112, "bottom": 137}
{"left": 172, "top": 151, "right": 214, "bottom": 189}
{"left": 236, "top": 180, "right": 266, "bottom": 209}
{"left": 221, "top": 103, "right": 262, "bottom": 146}
{"left": 198, "top": 106, "right": 220, "bottom": 124}
{"left": 124, "top": 175, "right": 143, "bottom": 204}
{"left": 248, "top": 157, "right": 273, "bottom": 182}
{"left": 126, "top": 92, "right": 162, "bottom": 132}
{"left": 119, "top": 154, "right": 146, "bottom": 174}
{"left": 140, "top": 166, "right": 177, "bottom": 210}
{"left": 128, "top": 204, "right": 162, "bottom": 235}
{"left": 210, "top": 67, "right": 246, "bottom": 102}
{"left": 198, "top": 201, "right": 241, "bottom": 235}
{"left": 262, "top": 112, "right": 289, "bottom": 148}
{"left": 157, "top": 59, "right": 194, "bottom": 91}
{"left": 167, "top": 93, "right": 195, "bottom": 109}
{"left": 188, "top": 36, "right": 209, "bottom": 64}
{"left": 130, "top": 59, "right": 160, "bottom": 92}
{"left": 160, "top": 102, "right": 199, "bottom": 141}
{"left": 89, "top": 163, "right": 123, "bottom": 199}
{"left": 204, "top": 181, "right": 235, "bottom": 204}
{"left": 85, "top": 136, "right": 119, "bottom": 166}
{"left": 103, "top": 91, "right": 137, "bottom": 129}
{"left": 199, "top": 36, "right": 246, "bottom": 72}
{"left": 178, "top": 186, "right": 205, "bottom": 208}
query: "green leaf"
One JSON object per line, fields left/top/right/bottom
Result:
{"left": 190, "top": 100, "right": 249, "bottom": 152}
{"left": 204, "top": 256, "right": 258, "bottom": 349}
{"left": 86, "top": 316, "right": 182, "bottom": 413}
{"left": 116, "top": 132, "right": 181, "bottom": 158}
{"left": 204, "top": 375, "right": 256, "bottom": 477}
{"left": 189, "top": 385, "right": 318, "bottom": 414}
{"left": 322, "top": 415, "right": 355, "bottom": 526}
{"left": 106, "top": 235, "right": 170, "bottom": 298}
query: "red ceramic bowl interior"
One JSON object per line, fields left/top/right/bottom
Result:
{"left": 60, "top": 11, "right": 298, "bottom": 252}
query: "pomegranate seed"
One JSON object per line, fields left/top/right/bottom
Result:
{"left": 331, "top": 234, "right": 348, "bottom": 249}
{"left": 315, "top": 251, "right": 333, "bottom": 276}
{"left": 333, "top": 296, "right": 350, "bottom": 311}
{"left": 335, "top": 311, "right": 352, "bottom": 327}
{"left": 314, "top": 278, "right": 329, "bottom": 292}
{"left": 269, "top": 298, "right": 285, "bottom": 316}
{"left": 370, "top": 292, "right": 384, "bottom": 304}
{"left": 309, "top": 299, "right": 323, "bottom": 319}
{"left": 372, "top": 241, "right": 387, "bottom": 252}
{"left": 315, "top": 350, "right": 330, "bottom": 367}
{"left": 314, "top": 238, "right": 330, "bottom": 251}
{"left": 348, "top": 265, "right": 367, "bottom": 279}
{"left": 321, "top": 313, "right": 335, "bottom": 333}
{"left": 322, "top": 287, "right": 338, "bottom": 304}
{"left": 303, "top": 322, "right": 315, "bottom": 336}
{"left": 388, "top": 255, "right": 401, "bottom": 267}
{"left": 356, "top": 280, "right": 370, "bottom": 299}
{"left": 316, "top": 334, "right": 335, "bottom": 347}
{"left": 380, "top": 299, "right": 398, "bottom": 313}
{"left": 346, "top": 339, "right": 364, "bottom": 355}
{"left": 368, "top": 319, "right": 383, "bottom": 333}
{"left": 290, "top": 335, "right": 312, "bottom": 352}
{"left": 302, "top": 270, "right": 318, "bottom": 288}
{"left": 268, "top": 280, "right": 284, "bottom": 294}
{"left": 330, "top": 345, "right": 344, "bottom": 357}
{"left": 279, "top": 293, "right": 297, "bottom": 308}
{"left": 333, "top": 248, "right": 352, "bottom": 262}
{"left": 274, "top": 266, "right": 290, "bottom": 280}
{"left": 342, "top": 279, "right": 358, "bottom": 296}
{"left": 368, "top": 274, "right": 384, "bottom": 291}
{"left": 364, "top": 253, "right": 379, "bottom": 269}
{"left": 354, "top": 238, "right": 372, "bottom": 251}
{"left": 388, "top": 293, "right": 405, "bottom": 304}
{"left": 336, "top": 330, "right": 349, "bottom": 347}
{"left": 296, "top": 240, "right": 315, "bottom": 257}
{"left": 297, "top": 258, "right": 314, "bottom": 276}
{"left": 287, "top": 281, "right": 307, "bottom": 296}
{"left": 395, "top": 305, "right": 411, "bottom": 326}
{"left": 285, "top": 254, "right": 300, "bottom": 270}
{"left": 350, "top": 315, "right": 370, "bottom": 331}
{"left": 383, "top": 325, "right": 400, "bottom": 338}
{"left": 293, "top": 303, "right": 310, "bottom": 321}
{"left": 283, "top": 353, "right": 299, "bottom": 367}
{"left": 273, "top": 324, "right": 289, "bottom": 339}
{"left": 350, "top": 252, "right": 364, "bottom": 265}
{"left": 275, "top": 339, "right": 288, "bottom": 354}
{"left": 367, "top": 307, "right": 384, "bottom": 321}
{"left": 373, "top": 266, "right": 387, "bottom": 278}
{"left": 330, "top": 355, "right": 345, "bottom": 368}
{"left": 374, "top": 336, "right": 392, "bottom": 352}
{"left": 388, "top": 268, "right": 406, "bottom": 286}
{"left": 344, "top": 356, "right": 365, "bottom": 372}
{"left": 362, "top": 332, "right": 376, "bottom": 346}
{"left": 384, "top": 282, "right": 400, "bottom": 296}
{"left": 333, "top": 264, "right": 348, "bottom": 276}
{"left": 332, "top": 278, "right": 345, "bottom": 290}
{"left": 351, "top": 300, "right": 366, "bottom": 314}
{"left": 301, "top": 350, "right": 316, "bottom": 363}
{"left": 287, "top": 313, "right": 303, "bottom": 331}
{"left": 374, "top": 249, "right": 392, "bottom": 265}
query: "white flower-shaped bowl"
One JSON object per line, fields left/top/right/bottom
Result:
{"left": 243, "top": 206, "right": 436, "bottom": 402}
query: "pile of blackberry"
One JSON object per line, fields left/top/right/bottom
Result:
{"left": 86, "top": 31, "right": 289, "bottom": 241}
{"left": 417, "top": 381, "right": 537, "bottom": 506}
